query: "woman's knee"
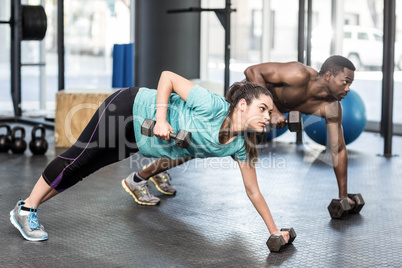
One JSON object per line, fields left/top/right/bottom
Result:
{"left": 42, "top": 156, "right": 83, "bottom": 191}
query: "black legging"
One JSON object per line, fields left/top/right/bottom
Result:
{"left": 42, "top": 87, "right": 140, "bottom": 192}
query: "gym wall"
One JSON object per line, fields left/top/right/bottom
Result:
{"left": 135, "top": 0, "right": 201, "bottom": 88}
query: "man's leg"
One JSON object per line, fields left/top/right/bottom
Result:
{"left": 139, "top": 157, "right": 193, "bottom": 179}
{"left": 140, "top": 157, "right": 193, "bottom": 195}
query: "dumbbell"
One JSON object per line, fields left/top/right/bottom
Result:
{"left": 29, "top": 125, "right": 48, "bottom": 155}
{"left": 0, "top": 124, "right": 12, "bottom": 153}
{"left": 327, "top": 193, "right": 365, "bottom": 219}
{"left": 141, "top": 119, "right": 192, "bottom": 149}
{"left": 10, "top": 126, "right": 27, "bottom": 154}
{"left": 348, "top": 193, "right": 365, "bottom": 213}
{"left": 266, "top": 228, "right": 297, "bottom": 252}
{"left": 266, "top": 111, "right": 302, "bottom": 133}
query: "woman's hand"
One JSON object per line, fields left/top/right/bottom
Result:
{"left": 154, "top": 120, "right": 174, "bottom": 141}
{"left": 271, "top": 230, "right": 290, "bottom": 243}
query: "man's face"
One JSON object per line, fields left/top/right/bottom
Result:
{"left": 329, "top": 67, "right": 355, "bottom": 101}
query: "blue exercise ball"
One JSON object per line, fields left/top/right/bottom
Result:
{"left": 303, "top": 90, "right": 366, "bottom": 145}
{"left": 266, "top": 113, "right": 289, "bottom": 140}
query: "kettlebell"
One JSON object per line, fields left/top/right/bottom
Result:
{"left": 0, "top": 124, "right": 12, "bottom": 153}
{"left": 10, "top": 126, "right": 27, "bottom": 154}
{"left": 29, "top": 125, "right": 48, "bottom": 155}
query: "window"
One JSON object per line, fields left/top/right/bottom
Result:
{"left": 201, "top": 0, "right": 263, "bottom": 95}
{"left": 374, "top": 33, "right": 382, "bottom": 41}
{"left": 357, "top": 32, "right": 369, "bottom": 40}
{"left": 0, "top": 0, "right": 132, "bottom": 116}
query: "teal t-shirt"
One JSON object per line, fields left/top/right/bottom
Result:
{"left": 132, "top": 85, "right": 247, "bottom": 162}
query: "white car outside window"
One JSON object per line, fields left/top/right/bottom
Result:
{"left": 312, "top": 25, "right": 402, "bottom": 71}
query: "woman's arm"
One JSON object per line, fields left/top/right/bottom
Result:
{"left": 237, "top": 160, "right": 290, "bottom": 242}
{"left": 154, "top": 71, "right": 195, "bottom": 141}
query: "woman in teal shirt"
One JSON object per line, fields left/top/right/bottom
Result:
{"left": 10, "top": 71, "right": 291, "bottom": 245}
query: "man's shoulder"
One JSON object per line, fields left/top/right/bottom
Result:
{"left": 283, "top": 62, "right": 315, "bottom": 84}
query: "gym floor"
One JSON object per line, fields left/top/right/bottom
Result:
{"left": 1, "top": 124, "right": 401, "bottom": 268}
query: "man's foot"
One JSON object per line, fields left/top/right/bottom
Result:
{"left": 9, "top": 200, "right": 48, "bottom": 241}
{"left": 121, "top": 173, "right": 160, "bottom": 205}
{"left": 145, "top": 166, "right": 176, "bottom": 196}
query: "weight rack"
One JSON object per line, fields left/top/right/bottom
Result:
{"left": 0, "top": 0, "right": 53, "bottom": 129}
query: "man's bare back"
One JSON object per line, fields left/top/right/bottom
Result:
{"left": 245, "top": 61, "right": 354, "bottom": 125}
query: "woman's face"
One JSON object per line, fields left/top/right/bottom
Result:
{"left": 242, "top": 94, "right": 273, "bottom": 133}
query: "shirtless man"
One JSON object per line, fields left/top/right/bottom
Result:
{"left": 127, "top": 55, "right": 357, "bottom": 208}
{"left": 243, "top": 55, "right": 355, "bottom": 207}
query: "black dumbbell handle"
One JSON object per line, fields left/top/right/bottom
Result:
{"left": 272, "top": 229, "right": 294, "bottom": 242}
{"left": 271, "top": 112, "right": 300, "bottom": 127}
{"left": 169, "top": 133, "right": 177, "bottom": 139}
{"left": 280, "top": 228, "right": 296, "bottom": 244}
{"left": 143, "top": 119, "right": 179, "bottom": 139}
{"left": 270, "top": 119, "right": 288, "bottom": 128}
{"left": 142, "top": 119, "right": 191, "bottom": 148}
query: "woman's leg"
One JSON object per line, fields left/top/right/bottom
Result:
{"left": 40, "top": 188, "right": 59, "bottom": 204}
{"left": 10, "top": 87, "right": 139, "bottom": 241}
{"left": 40, "top": 86, "right": 139, "bottom": 194}
{"left": 10, "top": 175, "right": 53, "bottom": 241}
{"left": 23, "top": 176, "right": 54, "bottom": 208}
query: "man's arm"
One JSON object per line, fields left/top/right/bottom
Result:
{"left": 244, "top": 62, "right": 309, "bottom": 128}
{"left": 244, "top": 61, "right": 309, "bottom": 87}
{"left": 325, "top": 102, "right": 348, "bottom": 199}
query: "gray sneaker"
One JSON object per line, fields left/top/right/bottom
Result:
{"left": 147, "top": 169, "right": 177, "bottom": 196}
{"left": 121, "top": 173, "right": 160, "bottom": 205}
{"left": 9, "top": 200, "right": 48, "bottom": 241}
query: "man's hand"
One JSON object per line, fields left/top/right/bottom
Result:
{"left": 346, "top": 196, "right": 356, "bottom": 210}
{"left": 270, "top": 110, "right": 288, "bottom": 129}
